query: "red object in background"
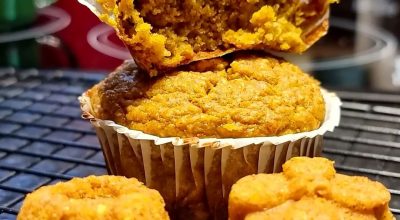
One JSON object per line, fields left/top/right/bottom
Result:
{"left": 54, "top": 0, "right": 124, "bottom": 71}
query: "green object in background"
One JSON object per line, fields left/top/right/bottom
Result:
{"left": 0, "top": 39, "right": 40, "bottom": 68}
{"left": 0, "top": 0, "right": 57, "bottom": 68}
{"left": 0, "top": 0, "right": 36, "bottom": 32}
{"left": 314, "top": 67, "right": 367, "bottom": 89}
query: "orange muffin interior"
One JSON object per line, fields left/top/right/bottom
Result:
{"left": 87, "top": 54, "right": 325, "bottom": 138}
{"left": 96, "top": 0, "right": 337, "bottom": 75}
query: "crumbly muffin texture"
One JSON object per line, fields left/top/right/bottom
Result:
{"left": 229, "top": 157, "right": 394, "bottom": 220}
{"left": 94, "top": 0, "right": 337, "bottom": 76}
{"left": 88, "top": 54, "right": 325, "bottom": 138}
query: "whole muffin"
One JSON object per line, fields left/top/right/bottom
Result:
{"left": 81, "top": 53, "right": 340, "bottom": 219}
{"left": 18, "top": 176, "right": 169, "bottom": 220}
{"left": 83, "top": 0, "right": 338, "bottom": 75}
{"left": 229, "top": 157, "right": 394, "bottom": 220}
{"left": 87, "top": 53, "right": 325, "bottom": 138}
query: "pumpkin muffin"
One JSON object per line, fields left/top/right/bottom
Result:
{"left": 88, "top": 0, "right": 338, "bottom": 76}
{"left": 81, "top": 54, "right": 341, "bottom": 220}
{"left": 87, "top": 53, "right": 325, "bottom": 138}
{"left": 229, "top": 157, "right": 394, "bottom": 220}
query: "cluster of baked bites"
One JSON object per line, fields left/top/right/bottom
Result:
{"left": 229, "top": 157, "right": 394, "bottom": 220}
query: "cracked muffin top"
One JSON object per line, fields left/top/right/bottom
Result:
{"left": 87, "top": 53, "right": 325, "bottom": 138}
{"left": 89, "top": 0, "right": 338, "bottom": 76}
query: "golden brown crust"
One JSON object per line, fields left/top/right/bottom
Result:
{"left": 17, "top": 176, "right": 169, "bottom": 220}
{"left": 229, "top": 174, "right": 292, "bottom": 220}
{"left": 93, "top": 0, "right": 338, "bottom": 76}
{"left": 282, "top": 156, "right": 335, "bottom": 180}
{"left": 88, "top": 53, "right": 325, "bottom": 138}
{"left": 304, "top": 19, "right": 330, "bottom": 46}
{"left": 328, "top": 174, "right": 391, "bottom": 211}
{"left": 228, "top": 157, "right": 394, "bottom": 220}
{"left": 245, "top": 197, "right": 379, "bottom": 220}
{"left": 87, "top": 61, "right": 153, "bottom": 125}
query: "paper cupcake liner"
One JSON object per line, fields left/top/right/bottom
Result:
{"left": 79, "top": 90, "right": 341, "bottom": 219}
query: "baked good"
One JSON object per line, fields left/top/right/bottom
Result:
{"left": 87, "top": 0, "right": 338, "bottom": 76}
{"left": 81, "top": 53, "right": 338, "bottom": 219}
{"left": 78, "top": 1, "right": 342, "bottom": 219}
{"left": 17, "top": 175, "right": 169, "bottom": 220}
{"left": 229, "top": 157, "right": 394, "bottom": 220}
{"left": 87, "top": 53, "right": 325, "bottom": 138}
{"left": 78, "top": 30, "right": 343, "bottom": 220}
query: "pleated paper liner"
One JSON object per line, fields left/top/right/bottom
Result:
{"left": 79, "top": 89, "right": 341, "bottom": 219}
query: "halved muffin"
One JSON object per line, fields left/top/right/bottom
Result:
{"left": 81, "top": 0, "right": 338, "bottom": 76}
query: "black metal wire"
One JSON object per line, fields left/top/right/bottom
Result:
{"left": 0, "top": 207, "right": 18, "bottom": 215}
{"left": 0, "top": 147, "right": 105, "bottom": 167}
{"left": 0, "top": 119, "right": 96, "bottom": 134}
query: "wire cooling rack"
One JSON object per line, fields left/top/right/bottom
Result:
{"left": 0, "top": 68, "right": 399, "bottom": 219}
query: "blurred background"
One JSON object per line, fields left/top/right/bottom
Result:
{"left": 0, "top": 0, "right": 399, "bottom": 91}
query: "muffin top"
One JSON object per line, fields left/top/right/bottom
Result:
{"left": 229, "top": 157, "right": 394, "bottom": 220}
{"left": 87, "top": 54, "right": 325, "bottom": 138}
{"left": 90, "top": 0, "right": 337, "bottom": 76}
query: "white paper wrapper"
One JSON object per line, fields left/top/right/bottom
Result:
{"left": 79, "top": 89, "right": 340, "bottom": 219}
{"left": 78, "top": 0, "right": 108, "bottom": 19}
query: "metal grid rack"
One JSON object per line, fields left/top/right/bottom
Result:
{"left": 0, "top": 68, "right": 399, "bottom": 219}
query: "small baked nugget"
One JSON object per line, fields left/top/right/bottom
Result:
{"left": 17, "top": 175, "right": 169, "bottom": 220}
{"left": 81, "top": 0, "right": 338, "bottom": 76}
{"left": 229, "top": 157, "right": 394, "bottom": 220}
{"left": 328, "top": 174, "right": 392, "bottom": 211}
{"left": 228, "top": 174, "right": 292, "bottom": 220}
